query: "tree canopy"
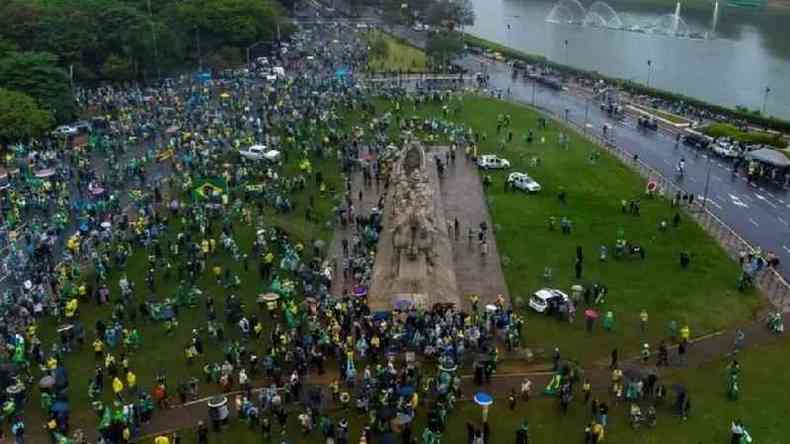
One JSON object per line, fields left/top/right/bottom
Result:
{"left": 0, "top": 51, "right": 77, "bottom": 123}
{"left": 0, "top": 0, "right": 289, "bottom": 83}
{"left": 0, "top": 88, "right": 55, "bottom": 143}
{"left": 0, "top": 0, "right": 291, "bottom": 128}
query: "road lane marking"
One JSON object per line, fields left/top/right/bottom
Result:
{"left": 778, "top": 217, "right": 789, "bottom": 227}
{"left": 754, "top": 193, "right": 778, "bottom": 209}
{"left": 749, "top": 218, "right": 759, "bottom": 227}
{"left": 784, "top": 245, "right": 790, "bottom": 254}
{"left": 729, "top": 194, "right": 749, "bottom": 208}
{"left": 698, "top": 195, "right": 722, "bottom": 209}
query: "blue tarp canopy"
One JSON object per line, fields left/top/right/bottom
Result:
{"left": 335, "top": 67, "right": 350, "bottom": 78}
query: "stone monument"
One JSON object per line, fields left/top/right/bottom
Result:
{"left": 369, "top": 139, "right": 460, "bottom": 311}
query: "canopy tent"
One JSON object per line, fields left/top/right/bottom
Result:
{"left": 747, "top": 148, "right": 790, "bottom": 168}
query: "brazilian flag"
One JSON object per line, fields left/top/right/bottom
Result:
{"left": 192, "top": 177, "right": 227, "bottom": 201}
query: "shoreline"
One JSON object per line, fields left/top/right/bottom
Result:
{"left": 459, "top": 31, "right": 790, "bottom": 134}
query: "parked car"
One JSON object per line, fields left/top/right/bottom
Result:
{"left": 477, "top": 154, "right": 510, "bottom": 169}
{"left": 239, "top": 145, "right": 281, "bottom": 162}
{"left": 682, "top": 131, "right": 711, "bottom": 149}
{"left": 507, "top": 172, "right": 541, "bottom": 192}
{"left": 529, "top": 288, "right": 570, "bottom": 313}
{"left": 712, "top": 138, "right": 739, "bottom": 158}
{"left": 52, "top": 125, "right": 78, "bottom": 136}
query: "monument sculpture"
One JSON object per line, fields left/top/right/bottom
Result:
{"left": 369, "top": 138, "right": 460, "bottom": 311}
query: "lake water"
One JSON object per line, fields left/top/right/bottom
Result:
{"left": 467, "top": 0, "right": 790, "bottom": 119}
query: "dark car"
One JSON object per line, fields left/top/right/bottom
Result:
{"left": 682, "top": 133, "right": 710, "bottom": 149}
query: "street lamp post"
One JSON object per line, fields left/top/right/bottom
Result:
{"left": 195, "top": 26, "right": 203, "bottom": 72}
{"left": 246, "top": 40, "right": 273, "bottom": 66}
{"left": 701, "top": 153, "right": 712, "bottom": 211}
{"left": 646, "top": 59, "right": 653, "bottom": 88}
{"left": 564, "top": 39, "right": 569, "bottom": 66}
{"left": 762, "top": 86, "right": 771, "bottom": 115}
{"left": 146, "top": 0, "right": 161, "bottom": 81}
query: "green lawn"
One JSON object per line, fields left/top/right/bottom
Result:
{"left": 24, "top": 152, "right": 343, "bottom": 428}
{"left": 366, "top": 31, "right": 428, "bottom": 73}
{"left": 703, "top": 122, "right": 788, "bottom": 148}
{"left": 141, "top": 337, "right": 790, "bottom": 444}
{"left": 630, "top": 104, "right": 692, "bottom": 125}
{"left": 15, "top": 113, "right": 362, "bottom": 437}
{"left": 397, "top": 96, "right": 761, "bottom": 363}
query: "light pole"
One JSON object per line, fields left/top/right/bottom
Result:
{"left": 246, "top": 41, "right": 272, "bottom": 66}
{"left": 701, "top": 153, "right": 712, "bottom": 211}
{"left": 146, "top": 0, "right": 161, "bottom": 81}
{"left": 195, "top": 26, "right": 203, "bottom": 72}
{"left": 505, "top": 15, "right": 520, "bottom": 49}
{"left": 564, "top": 39, "right": 569, "bottom": 66}
{"left": 762, "top": 86, "right": 771, "bottom": 115}
{"left": 646, "top": 59, "right": 653, "bottom": 88}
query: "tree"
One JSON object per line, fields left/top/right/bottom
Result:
{"left": 0, "top": 1, "right": 43, "bottom": 52}
{"left": 426, "top": 31, "right": 464, "bottom": 68}
{"left": 0, "top": 39, "right": 18, "bottom": 59}
{"left": 0, "top": 88, "right": 54, "bottom": 143}
{"left": 424, "top": 0, "right": 475, "bottom": 29}
{"left": 0, "top": 52, "right": 76, "bottom": 123}
{"left": 101, "top": 54, "right": 134, "bottom": 81}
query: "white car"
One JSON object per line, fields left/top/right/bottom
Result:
{"left": 507, "top": 172, "right": 541, "bottom": 192}
{"left": 477, "top": 154, "right": 510, "bottom": 169}
{"left": 52, "top": 125, "right": 78, "bottom": 136}
{"left": 239, "top": 145, "right": 281, "bottom": 162}
{"left": 529, "top": 288, "right": 570, "bottom": 313}
{"left": 712, "top": 140, "right": 739, "bottom": 158}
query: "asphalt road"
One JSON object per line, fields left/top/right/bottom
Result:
{"left": 293, "top": 4, "right": 790, "bottom": 280}
{"left": 456, "top": 54, "right": 790, "bottom": 279}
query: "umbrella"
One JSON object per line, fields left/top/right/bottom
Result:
{"left": 35, "top": 169, "right": 56, "bottom": 178}
{"left": 353, "top": 286, "right": 368, "bottom": 297}
{"left": 438, "top": 363, "right": 457, "bottom": 373}
{"left": 393, "top": 298, "right": 412, "bottom": 310}
{"left": 39, "top": 375, "right": 55, "bottom": 389}
{"left": 100, "top": 222, "right": 112, "bottom": 229}
{"left": 398, "top": 385, "right": 415, "bottom": 397}
{"left": 260, "top": 293, "right": 279, "bottom": 302}
{"left": 51, "top": 401, "right": 70, "bottom": 414}
{"left": 584, "top": 309, "right": 599, "bottom": 319}
{"left": 473, "top": 392, "right": 493, "bottom": 406}
{"left": 373, "top": 311, "right": 390, "bottom": 321}
{"left": 392, "top": 413, "right": 413, "bottom": 425}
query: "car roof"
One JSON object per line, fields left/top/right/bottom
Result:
{"left": 533, "top": 288, "right": 565, "bottom": 300}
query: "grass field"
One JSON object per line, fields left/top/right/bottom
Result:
{"left": 630, "top": 104, "right": 692, "bottom": 125}
{"left": 19, "top": 95, "right": 769, "bottom": 442}
{"left": 19, "top": 125, "right": 350, "bottom": 435}
{"left": 703, "top": 122, "right": 788, "bottom": 148}
{"left": 366, "top": 31, "right": 428, "bottom": 73}
{"left": 398, "top": 96, "right": 761, "bottom": 363}
{"left": 142, "top": 337, "right": 790, "bottom": 444}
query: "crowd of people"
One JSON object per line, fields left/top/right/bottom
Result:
{"left": 0, "top": 16, "right": 779, "bottom": 444}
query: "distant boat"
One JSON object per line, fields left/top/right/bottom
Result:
{"left": 726, "top": 0, "right": 765, "bottom": 8}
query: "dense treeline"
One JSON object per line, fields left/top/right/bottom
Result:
{"left": 0, "top": 0, "right": 291, "bottom": 141}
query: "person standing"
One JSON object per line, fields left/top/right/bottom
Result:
{"left": 609, "top": 349, "right": 618, "bottom": 370}
{"left": 639, "top": 310, "right": 648, "bottom": 334}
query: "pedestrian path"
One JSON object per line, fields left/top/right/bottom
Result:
{"left": 435, "top": 146, "right": 510, "bottom": 307}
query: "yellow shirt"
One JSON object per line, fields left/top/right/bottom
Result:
{"left": 112, "top": 377, "right": 124, "bottom": 394}
{"left": 127, "top": 372, "right": 137, "bottom": 388}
